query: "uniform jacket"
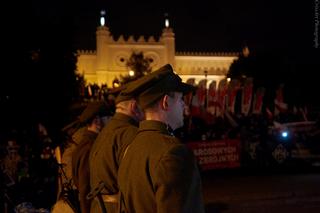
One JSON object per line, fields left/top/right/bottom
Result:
{"left": 118, "top": 120, "right": 205, "bottom": 213}
{"left": 89, "top": 113, "right": 139, "bottom": 213}
{"left": 72, "top": 129, "right": 98, "bottom": 213}
{"left": 61, "top": 127, "right": 86, "bottom": 187}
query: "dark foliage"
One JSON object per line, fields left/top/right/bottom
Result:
{"left": 227, "top": 49, "right": 320, "bottom": 108}
{"left": 1, "top": 2, "right": 81, "bottom": 132}
{"left": 119, "top": 51, "right": 152, "bottom": 84}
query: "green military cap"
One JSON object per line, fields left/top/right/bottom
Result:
{"left": 62, "top": 101, "right": 109, "bottom": 136}
{"left": 113, "top": 84, "right": 137, "bottom": 104}
{"left": 109, "top": 79, "right": 142, "bottom": 105}
{"left": 120, "top": 64, "right": 195, "bottom": 109}
{"left": 78, "top": 101, "right": 109, "bottom": 123}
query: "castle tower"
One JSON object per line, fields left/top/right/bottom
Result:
{"left": 161, "top": 14, "right": 176, "bottom": 67}
{"left": 96, "top": 10, "right": 111, "bottom": 85}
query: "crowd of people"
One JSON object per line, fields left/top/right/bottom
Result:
{"left": 1, "top": 64, "right": 318, "bottom": 213}
{"left": 0, "top": 122, "right": 58, "bottom": 212}
{"left": 1, "top": 64, "right": 206, "bottom": 213}
{"left": 52, "top": 64, "right": 205, "bottom": 213}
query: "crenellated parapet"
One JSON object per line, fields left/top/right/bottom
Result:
{"left": 176, "top": 51, "right": 239, "bottom": 56}
{"left": 77, "top": 50, "right": 97, "bottom": 55}
{"left": 111, "top": 35, "right": 161, "bottom": 44}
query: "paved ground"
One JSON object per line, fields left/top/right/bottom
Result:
{"left": 201, "top": 168, "right": 320, "bottom": 213}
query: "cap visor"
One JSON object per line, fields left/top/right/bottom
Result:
{"left": 178, "top": 82, "right": 196, "bottom": 94}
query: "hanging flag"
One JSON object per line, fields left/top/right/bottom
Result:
{"left": 87, "top": 84, "right": 92, "bottom": 97}
{"left": 241, "top": 78, "right": 253, "bottom": 116}
{"left": 197, "top": 79, "right": 207, "bottom": 107}
{"left": 184, "top": 79, "right": 196, "bottom": 117}
{"left": 207, "top": 81, "right": 218, "bottom": 115}
{"left": 216, "top": 79, "right": 228, "bottom": 117}
{"left": 266, "top": 107, "right": 273, "bottom": 121}
{"left": 299, "top": 107, "right": 308, "bottom": 121}
{"left": 38, "top": 123, "right": 48, "bottom": 136}
{"left": 191, "top": 79, "right": 207, "bottom": 116}
{"left": 274, "top": 84, "right": 288, "bottom": 116}
{"left": 226, "top": 79, "right": 240, "bottom": 114}
{"left": 252, "top": 87, "right": 266, "bottom": 114}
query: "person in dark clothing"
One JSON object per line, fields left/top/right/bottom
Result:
{"left": 118, "top": 64, "right": 205, "bottom": 213}
{"left": 71, "top": 101, "right": 109, "bottom": 213}
{"left": 89, "top": 86, "right": 144, "bottom": 213}
{"left": 53, "top": 101, "right": 109, "bottom": 213}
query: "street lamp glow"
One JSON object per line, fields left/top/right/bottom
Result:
{"left": 100, "top": 10, "right": 106, "bottom": 26}
{"left": 129, "top": 70, "right": 135, "bottom": 76}
{"left": 281, "top": 131, "right": 288, "bottom": 138}
{"left": 165, "top": 18, "right": 169, "bottom": 28}
{"left": 100, "top": 17, "right": 105, "bottom": 26}
{"left": 113, "top": 82, "right": 120, "bottom": 88}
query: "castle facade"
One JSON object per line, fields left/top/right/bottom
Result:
{"left": 77, "top": 14, "right": 238, "bottom": 87}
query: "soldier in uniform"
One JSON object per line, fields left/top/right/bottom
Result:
{"left": 89, "top": 86, "right": 144, "bottom": 213}
{"left": 71, "top": 101, "right": 110, "bottom": 213}
{"left": 53, "top": 101, "right": 110, "bottom": 213}
{"left": 118, "top": 64, "right": 205, "bottom": 213}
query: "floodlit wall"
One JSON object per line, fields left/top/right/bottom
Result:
{"left": 77, "top": 25, "right": 239, "bottom": 87}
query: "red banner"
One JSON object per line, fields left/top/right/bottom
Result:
{"left": 207, "top": 81, "right": 218, "bottom": 116}
{"left": 191, "top": 79, "right": 207, "bottom": 116}
{"left": 252, "top": 87, "right": 265, "bottom": 114}
{"left": 196, "top": 79, "right": 207, "bottom": 107}
{"left": 216, "top": 79, "right": 228, "bottom": 116}
{"left": 227, "top": 79, "right": 240, "bottom": 114}
{"left": 187, "top": 139, "right": 241, "bottom": 170}
{"left": 241, "top": 78, "right": 253, "bottom": 115}
{"left": 274, "top": 84, "right": 287, "bottom": 115}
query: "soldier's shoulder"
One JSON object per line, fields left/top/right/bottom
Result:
{"left": 156, "top": 135, "right": 192, "bottom": 156}
{"left": 146, "top": 134, "right": 183, "bottom": 152}
{"left": 116, "top": 124, "right": 138, "bottom": 139}
{"left": 161, "top": 134, "right": 182, "bottom": 145}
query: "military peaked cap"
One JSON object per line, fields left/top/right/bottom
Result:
{"left": 119, "top": 64, "right": 195, "bottom": 109}
{"left": 114, "top": 84, "right": 137, "bottom": 104}
{"left": 62, "top": 101, "right": 109, "bottom": 136}
{"left": 78, "top": 101, "right": 109, "bottom": 123}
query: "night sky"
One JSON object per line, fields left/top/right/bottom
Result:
{"left": 4, "top": 0, "right": 316, "bottom": 52}
{"left": 0, "top": 0, "right": 319, "bottom": 130}
{"left": 2, "top": 0, "right": 319, "bottom": 94}
{"left": 77, "top": 0, "right": 315, "bottom": 54}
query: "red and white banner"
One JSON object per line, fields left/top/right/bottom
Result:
{"left": 226, "top": 79, "right": 240, "bottom": 114}
{"left": 184, "top": 79, "right": 195, "bottom": 112}
{"left": 241, "top": 78, "right": 253, "bottom": 116}
{"left": 187, "top": 139, "right": 241, "bottom": 170}
{"left": 216, "top": 79, "right": 228, "bottom": 116}
{"left": 191, "top": 79, "right": 207, "bottom": 116}
{"left": 252, "top": 87, "right": 265, "bottom": 114}
{"left": 197, "top": 79, "right": 207, "bottom": 107}
{"left": 274, "top": 84, "right": 288, "bottom": 116}
{"left": 207, "top": 81, "right": 218, "bottom": 115}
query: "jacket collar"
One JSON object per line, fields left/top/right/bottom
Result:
{"left": 138, "top": 120, "right": 174, "bottom": 136}
{"left": 112, "top": 113, "right": 139, "bottom": 127}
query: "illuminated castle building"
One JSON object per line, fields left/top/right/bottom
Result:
{"left": 76, "top": 11, "right": 239, "bottom": 87}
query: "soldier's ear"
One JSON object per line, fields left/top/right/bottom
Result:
{"left": 161, "top": 95, "right": 169, "bottom": 111}
{"left": 130, "top": 100, "right": 137, "bottom": 113}
{"left": 131, "top": 100, "right": 145, "bottom": 121}
{"left": 131, "top": 101, "right": 139, "bottom": 112}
